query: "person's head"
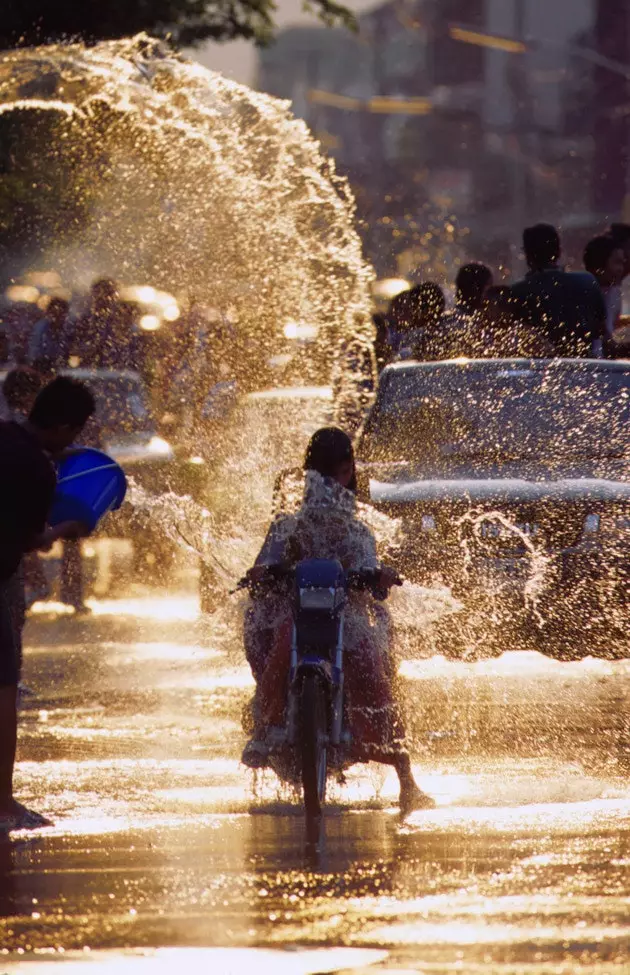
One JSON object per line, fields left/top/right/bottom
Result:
{"left": 522, "top": 224, "right": 561, "bottom": 271}
{"left": 411, "top": 283, "right": 445, "bottom": 329}
{"left": 46, "top": 297, "right": 70, "bottom": 329}
{"left": 389, "top": 283, "right": 445, "bottom": 333}
{"left": 583, "top": 235, "right": 626, "bottom": 287}
{"left": 89, "top": 278, "right": 119, "bottom": 314}
{"left": 455, "top": 263, "right": 493, "bottom": 312}
{"left": 304, "top": 426, "right": 356, "bottom": 492}
{"left": 3, "top": 366, "right": 44, "bottom": 416}
{"left": 387, "top": 289, "right": 414, "bottom": 332}
{"left": 608, "top": 223, "right": 630, "bottom": 277}
{"left": 28, "top": 376, "right": 96, "bottom": 454}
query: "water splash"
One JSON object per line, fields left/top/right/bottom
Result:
{"left": 0, "top": 35, "right": 374, "bottom": 389}
{"left": 458, "top": 510, "right": 552, "bottom": 619}
{"left": 127, "top": 477, "right": 255, "bottom": 586}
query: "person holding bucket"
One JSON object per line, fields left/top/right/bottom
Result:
{"left": 0, "top": 376, "right": 96, "bottom": 829}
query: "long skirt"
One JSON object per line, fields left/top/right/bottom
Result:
{"left": 245, "top": 599, "right": 406, "bottom": 757}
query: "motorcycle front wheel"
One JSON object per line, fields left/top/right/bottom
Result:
{"left": 300, "top": 672, "right": 328, "bottom": 844}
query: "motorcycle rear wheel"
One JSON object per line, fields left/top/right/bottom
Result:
{"left": 300, "top": 672, "right": 328, "bottom": 844}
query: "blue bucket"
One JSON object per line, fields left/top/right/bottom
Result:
{"left": 49, "top": 448, "right": 127, "bottom": 532}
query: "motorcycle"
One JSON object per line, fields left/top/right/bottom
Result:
{"left": 240, "top": 558, "right": 396, "bottom": 844}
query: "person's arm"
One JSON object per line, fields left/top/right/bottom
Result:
{"left": 253, "top": 515, "right": 292, "bottom": 567}
{"left": 20, "top": 466, "right": 57, "bottom": 553}
{"left": 33, "top": 520, "right": 90, "bottom": 551}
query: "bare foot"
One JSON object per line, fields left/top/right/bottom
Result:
{"left": 399, "top": 784, "right": 436, "bottom": 818}
{"left": 0, "top": 799, "right": 52, "bottom": 831}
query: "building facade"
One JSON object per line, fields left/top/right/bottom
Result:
{"left": 258, "top": 0, "right": 620, "bottom": 277}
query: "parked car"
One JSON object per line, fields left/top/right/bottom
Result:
{"left": 356, "top": 357, "right": 630, "bottom": 660}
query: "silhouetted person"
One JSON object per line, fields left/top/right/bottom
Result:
{"left": 476, "top": 286, "right": 523, "bottom": 357}
{"left": 2, "top": 303, "right": 40, "bottom": 364}
{"left": 441, "top": 262, "right": 493, "bottom": 357}
{"left": 389, "top": 283, "right": 445, "bottom": 360}
{"left": 97, "top": 300, "right": 143, "bottom": 371}
{"left": 28, "top": 297, "right": 74, "bottom": 375}
{"left": 0, "top": 376, "right": 95, "bottom": 828}
{"left": 73, "top": 278, "right": 121, "bottom": 368}
{"left": 510, "top": 224, "right": 606, "bottom": 358}
{"left": 453, "top": 263, "right": 493, "bottom": 315}
{"left": 2, "top": 368, "right": 50, "bottom": 606}
{"left": 609, "top": 223, "right": 630, "bottom": 280}
{"left": 1, "top": 366, "right": 43, "bottom": 422}
{"left": 583, "top": 235, "right": 626, "bottom": 347}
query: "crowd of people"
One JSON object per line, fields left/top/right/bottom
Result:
{"left": 4, "top": 220, "right": 630, "bottom": 829}
{"left": 1, "top": 277, "right": 244, "bottom": 443}
{"left": 0, "top": 278, "right": 147, "bottom": 377}
{"left": 375, "top": 222, "right": 630, "bottom": 368}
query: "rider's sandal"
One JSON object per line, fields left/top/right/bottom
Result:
{"left": 241, "top": 739, "right": 269, "bottom": 770}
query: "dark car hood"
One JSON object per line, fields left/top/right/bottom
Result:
{"left": 364, "top": 459, "right": 630, "bottom": 505}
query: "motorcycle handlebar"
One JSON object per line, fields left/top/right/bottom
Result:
{"left": 235, "top": 564, "right": 402, "bottom": 599}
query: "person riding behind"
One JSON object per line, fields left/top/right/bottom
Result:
{"left": 242, "top": 427, "right": 435, "bottom": 815}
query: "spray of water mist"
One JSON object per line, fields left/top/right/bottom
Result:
{"left": 0, "top": 35, "right": 374, "bottom": 393}
{"left": 5, "top": 36, "right": 614, "bottom": 681}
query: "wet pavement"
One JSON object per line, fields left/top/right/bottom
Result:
{"left": 2, "top": 589, "right": 630, "bottom": 973}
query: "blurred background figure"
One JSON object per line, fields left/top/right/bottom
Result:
{"left": 388, "top": 283, "right": 445, "bottom": 361}
{"left": 96, "top": 299, "right": 144, "bottom": 372}
{"left": 441, "top": 262, "right": 493, "bottom": 356}
{"left": 0, "top": 302, "right": 40, "bottom": 364}
{"left": 511, "top": 224, "right": 606, "bottom": 358}
{"left": 583, "top": 235, "right": 626, "bottom": 349}
{"left": 73, "top": 278, "right": 121, "bottom": 368}
{"left": 477, "top": 285, "right": 520, "bottom": 358}
{"left": 29, "top": 297, "right": 74, "bottom": 376}
{"left": 1, "top": 365, "right": 43, "bottom": 423}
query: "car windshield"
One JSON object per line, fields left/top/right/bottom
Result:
{"left": 361, "top": 364, "right": 630, "bottom": 463}
{"left": 89, "top": 377, "right": 153, "bottom": 439}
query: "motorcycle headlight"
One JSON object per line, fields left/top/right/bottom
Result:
{"left": 299, "top": 587, "right": 337, "bottom": 610}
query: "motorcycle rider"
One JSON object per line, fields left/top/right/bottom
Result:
{"left": 242, "top": 427, "right": 435, "bottom": 815}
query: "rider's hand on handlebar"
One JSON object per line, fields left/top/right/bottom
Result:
{"left": 237, "top": 563, "right": 293, "bottom": 595}
{"left": 246, "top": 565, "right": 269, "bottom": 586}
{"left": 234, "top": 565, "right": 267, "bottom": 593}
{"left": 378, "top": 566, "right": 403, "bottom": 590}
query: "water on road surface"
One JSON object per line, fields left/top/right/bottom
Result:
{"left": 2, "top": 590, "right": 630, "bottom": 974}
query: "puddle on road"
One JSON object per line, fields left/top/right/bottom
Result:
{"left": 8, "top": 595, "right": 630, "bottom": 971}
{"left": 30, "top": 596, "right": 200, "bottom": 622}
{"left": 3, "top": 947, "right": 389, "bottom": 975}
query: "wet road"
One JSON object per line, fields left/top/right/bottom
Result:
{"left": 2, "top": 589, "right": 630, "bottom": 974}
